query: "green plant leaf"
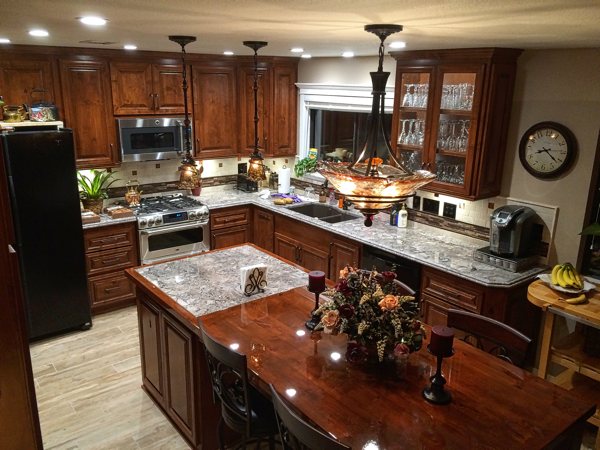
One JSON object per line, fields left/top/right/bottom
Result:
{"left": 77, "top": 169, "right": 118, "bottom": 200}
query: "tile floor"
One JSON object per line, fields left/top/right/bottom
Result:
{"left": 30, "top": 306, "right": 188, "bottom": 449}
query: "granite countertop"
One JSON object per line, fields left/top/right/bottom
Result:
{"left": 134, "top": 244, "right": 308, "bottom": 318}
{"left": 82, "top": 214, "right": 137, "bottom": 229}
{"left": 194, "top": 186, "right": 547, "bottom": 288}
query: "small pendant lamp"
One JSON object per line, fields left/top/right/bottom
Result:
{"left": 244, "top": 40, "right": 268, "bottom": 181}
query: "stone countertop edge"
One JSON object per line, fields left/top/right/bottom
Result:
{"left": 196, "top": 188, "right": 547, "bottom": 289}
{"left": 82, "top": 214, "right": 137, "bottom": 229}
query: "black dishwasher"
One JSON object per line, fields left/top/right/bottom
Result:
{"left": 361, "top": 245, "right": 422, "bottom": 293}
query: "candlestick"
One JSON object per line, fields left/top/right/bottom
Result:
{"left": 305, "top": 271, "right": 326, "bottom": 330}
{"left": 308, "top": 271, "right": 326, "bottom": 293}
{"left": 429, "top": 325, "right": 454, "bottom": 357}
{"left": 423, "top": 326, "right": 455, "bottom": 405}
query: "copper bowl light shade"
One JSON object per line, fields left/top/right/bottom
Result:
{"left": 318, "top": 24, "right": 435, "bottom": 226}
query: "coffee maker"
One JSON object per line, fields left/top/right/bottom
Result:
{"left": 489, "top": 205, "right": 541, "bottom": 257}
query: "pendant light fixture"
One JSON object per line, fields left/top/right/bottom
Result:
{"left": 318, "top": 24, "right": 436, "bottom": 226}
{"left": 169, "top": 35, "right": 202, "bottom": 191}
{"left": 244, "top": 40, "right": 268, "bottom": 181}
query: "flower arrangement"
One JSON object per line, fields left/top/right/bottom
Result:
{"left": 315, "top": 266, "right": 425, "bottom": 363}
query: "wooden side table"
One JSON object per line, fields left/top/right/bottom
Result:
{"left": 528, "top": 279, "right": 600, "bottom": 449}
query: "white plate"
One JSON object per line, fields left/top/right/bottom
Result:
{"left": 537, "top": 273, "right": 596, "bottom": 294}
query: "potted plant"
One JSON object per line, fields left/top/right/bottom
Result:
{"left": 77, "top": 169, "right": 117, "bottom": 214}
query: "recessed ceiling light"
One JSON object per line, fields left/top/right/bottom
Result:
{"left": 342, "top": 51, "right": 354, "bottom": 58}
{"left": 389, "top": 41, "right": 406, "bottom": 49}
{"left": 290, "top": 47, "right": 304, "bottom": 53}
{"left": 79, "top": 16, "right": 108, "bottom": 26}
{"left": 223, "top": 50, "right": 234, "bottom": 56}
{"left": 300, "top": 54, "right": 312, "bottom": 59}
{"left": 123, "top": 44, "right": 137, "bottom": 50}
{"left": 29, "top": 29, "right": 49, "bottom": 37}
{"left": 0, "top": 38, "right": 10, "bottom": 44}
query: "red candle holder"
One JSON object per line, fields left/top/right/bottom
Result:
{"left": 305, "top": 271, "right": 326, "bottom": 330}
{"left": 423, "top": 326, "right": 455, "bottom": 405}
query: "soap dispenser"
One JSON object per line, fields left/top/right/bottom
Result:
{"left": 398, "top": 204, "right": 408, "bottom": 228}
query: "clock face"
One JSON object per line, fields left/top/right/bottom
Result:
{"left": 519, "top": 122, "right": 576, "bottom": 179}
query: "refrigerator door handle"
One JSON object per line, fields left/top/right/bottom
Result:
{"left": 8, "top": 244, "right": 16, "bottom": 254}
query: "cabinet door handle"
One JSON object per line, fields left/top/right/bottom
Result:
{"left": 196, "top": 137, "right": 200, "bottom": 150}
{"left": 154, "top": 93, "right": 159, "bottom": 110}
{"left": 101, "top": 256, "right": 122, "bottom": 265}
{"left": 104, "top": 285, "right": 122, "bottom": 293}
{"left": 263, "top": 136, "right": 268, "bottom": 152}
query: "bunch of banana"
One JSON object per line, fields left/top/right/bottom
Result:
{"left": 550, "top": 263, "right": 584, "bottom": 290}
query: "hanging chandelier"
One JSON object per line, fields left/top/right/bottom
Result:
{"left": 169, "top": 35, "right": 202, "bottom": 191}
{"left": 244, "top": 40, "right": 268, "bottom": 181}
{"left": 318, "top": 24, "right": 435, "bottom": 226}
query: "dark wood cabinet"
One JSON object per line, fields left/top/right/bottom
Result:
{"left": 83, "top": 222, "right": 138, "bottom": 314}
{"left": 59, "top": 58, "right": 118, "bottom": 168}
{"left": 0, "top": 56, "right": 57, "bottom": 108}
{"left": 210, "top": 207, "right": 251, "bottom": 250}
{"left": 238, "top": 60, "right": 298, "bottom": 157}
{"left": 110, "top": 61, "right": 186, "bottom": 115}
{"left": 139, "top": 299, "right": 164, "bottom": 402}
{"left": 390, "top": 48, "right": 522, "bottom": 200}
{"left": 329, "top": 237, "right": 361, "bottom": 282}
{"left": 273, "top": 215, "right": 360, "bottom": 278}
{"left": 192, "top": 64, "right": 238, "bottom": 158}
{"left": 419, "top": 266, "right": 539, "bottom": 345}
{"left": 162, "top": 313, "right": 196, "bottom": 441}
{"left": 269, "top": 63, "right": 297, "bottom": 156}
{"left": 253, "top": 208, "right": 274, "bottom": 252}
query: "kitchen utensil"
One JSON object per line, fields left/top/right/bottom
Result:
{"left": 3, "top": 105, "right": 26, "bottom": 122}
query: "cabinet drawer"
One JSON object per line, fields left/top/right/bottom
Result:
{"left": 86, "top": 246, "right": 137, "bottom": 276}
{"left": 421, "top": 268, "right": 482, "bottom": 313}
{"left": 84, "top": 223, "right": 137, "bottom": 252}
{"left": 88, "top": 272, "right": 136, "bottom": 306}
{"left": 210, "top": 208, "right": 249, "bottom": 230}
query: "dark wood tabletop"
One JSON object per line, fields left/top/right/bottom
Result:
{"left": 201, "top": 286, "right": 596, "bottom": 450}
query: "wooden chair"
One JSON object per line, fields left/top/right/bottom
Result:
{"left": 269, "top": 384, "right": 351, "bottom": 450}
{"left": 446, "top": 308, "right": 532, "bottom": 368}
{"left": 200, "top": 327, "right": 278, "bottom": 450}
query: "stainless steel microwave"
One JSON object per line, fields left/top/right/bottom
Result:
{"left": 117, "top": 117, "right": 192, "bottom": 162}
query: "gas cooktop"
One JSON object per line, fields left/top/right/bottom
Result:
{"left": 134, "top": 193, "right": 205, "bottom": 215}
{"left": 128, "top": 194, "right": 210, "bottom": 229}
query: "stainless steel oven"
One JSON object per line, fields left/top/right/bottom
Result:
{"left": 135, "top": 194, "right": 210, "bottom": 265}
{"left": 117, "top": 117, "right": 191, "bottom": 162}
{"left": 139, "top": 220, "right": 209, "bottom": 264}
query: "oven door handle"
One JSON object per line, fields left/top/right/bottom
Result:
{"left": 176, "top": 119, "right": 185, "bottom": 157}
{"left": 140, "top": 222, "right": 204, "bottom": 236}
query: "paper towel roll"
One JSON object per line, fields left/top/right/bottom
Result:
{"left": 278, "top": 167, "right": 291, "bottom": 194}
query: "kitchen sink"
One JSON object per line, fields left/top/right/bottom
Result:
{"left": 287, "top": 202, "right": 361, "bottom": 223}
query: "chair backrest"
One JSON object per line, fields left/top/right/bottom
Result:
{"left": 270, "top": 385, "right": 351, "bottom": 450}
{"left": 200, "top": 327, "right": 253, "bottom": 436}
{"left": 446, "top": 308, "right": 531, "bottom": 368}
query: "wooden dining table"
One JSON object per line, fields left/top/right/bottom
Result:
{"left": 201, "top": 286, "right": 596, "bottom": 449}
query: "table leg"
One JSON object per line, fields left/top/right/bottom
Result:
{"left": 537, "top": 311, "right": 555, "bottom": 379}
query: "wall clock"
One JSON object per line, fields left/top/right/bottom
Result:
{"left": 519, "top": 121, "right": 577, "bottom": 179}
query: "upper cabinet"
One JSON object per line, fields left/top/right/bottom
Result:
{"left": 390, "top": 48, "right": 522, "bottom": 200}
{"left": 110, "top": 61, "right": 186, "bottom": 115}
{"left": 0, "top": 56, "right": 57, "bottom": 107}
{"left": 237, "top": 59, "right": 298, "bottom": 158}
{"left": 192, "top": 63, "right": 238, "bottom": 159}
{"left": 59, "top": 58, "right": 118, "bottom": 168}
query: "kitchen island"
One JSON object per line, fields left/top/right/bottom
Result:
{"left": 127, "top": 244, "right": 594, "bottom": 450}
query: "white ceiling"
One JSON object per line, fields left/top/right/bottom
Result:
{"left": 2, "top": 0, "right": 600, "bottom": 57}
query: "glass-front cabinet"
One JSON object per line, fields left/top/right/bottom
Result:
{"left": 391, "top": 48, "right": 522, "bottom": 200}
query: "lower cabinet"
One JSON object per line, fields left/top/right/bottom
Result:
{"left": 137, "top": 291, "right": 221, "bottom": 449}
{"left": 273, "top": 215, "right": 361, "bottom": 279}
{"left": 420, "top": 266, "right": 539, "bottom": 344}
{"left": 210, "top": 207, "right": 251, "bottom": 249}
{"left": 83, "top": 222, "right": 138, "bottom": 314}
{"left": 253, "top": 207, "right": 274, "bottom": 252}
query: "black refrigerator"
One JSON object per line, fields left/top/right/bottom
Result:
{"left": 1, "top": 129, "right": 92, "bottom": 340}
